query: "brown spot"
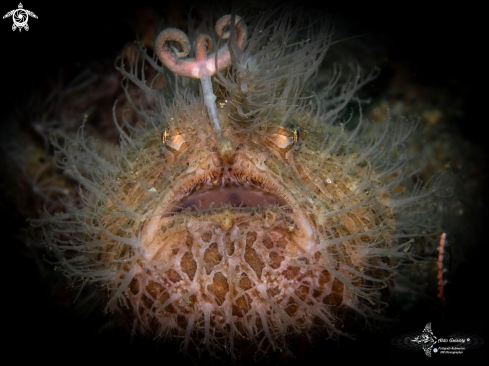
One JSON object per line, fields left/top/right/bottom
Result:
{"left": 225, "top": 233, "right": 234, "bottom": 255}
{"left": 203, "top": 242, "right": 223, "bottom": 275}
{"left": 313, "top": 289, "right": 323, "bottom": 299}
{"left": 323, "top": 278, "right": 344, "bottom": 306}
{"left": 256, "top": 315, "right": 263, "bottom": 328}
{"left": 246, "top": 231, "right": 257, "bottom": 246}
{"left": 276, "top": 238, "right": 288, "bottom": 249}
{"left": 232, "top": 293, "right": 252, "bottom": 316}
{"left": 239, "top": 272, "right": 253, "bottom": 290}
{"left": 348, "top": 212, "right": 364, "bottom": 231}
{"left": 160, "top": 291, "right": 170, "bottom": 304}
{"left": 244, "top": 239, "right": 265, "bottom": 279}
{"left": 285, "top": 298, "right": 299, "bottom": 316}
{"left": 129, "top": 277, "right": 139, "bottom": 295}
{"left": 202, "top": 231, "right": 212, "bottom": 243}
{"left": 166, "top": 268, "right": 182, "bottom": 283}
{"left": 313, "top": 315, "right": 325, "bottom": 326}
{"left": 177, "top": 314, "right": 188, "bottom": 330}
{"left": 158, "top": 292, "right": 177, "bottom": 314}
{"left": 166, "top": 303, "right": 176, "bottom": 314}
{"left": 146, "top": 281, "right": 165, "bottom": 300}
{"left": 119, "top": 244, "right": 129, "bottom": 258}
{"left": 121, "top": 262, "right": 132, "bottom": 274}
{"left": 180, "top": 251, "right": 197, "bottom": 280}
{"left": 318, "top": 270, "right": 332, "bottom": 285}
{"left": 262, "top": 235, "right": 273, "bottom": 249}
{"left": 209, "top": 272, "right": 229, "bottom": 305}
{"left": 283, "top": 266, "right": 300, "bottom": 280}
{"left": 360, "top": 235, "right": 370, "bottom": 243}
{"left": 185, "top": 233, "right": 193, "bottom": 248}
{"left": 269, "top": 251, "right": 284, "bottom": 269}
{"left": 267, "top": 286, "right": 280, "bottom": 298}
{"left": 141, "top": 294, "right": 153, "bottom": 309}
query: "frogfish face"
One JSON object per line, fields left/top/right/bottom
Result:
{"left": 36, "top": 7, "right": 440, "bottom": 361}
{"left": 131, "top": 104, "right": 395, "bottom": 354}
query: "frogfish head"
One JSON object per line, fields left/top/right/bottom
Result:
{"left": 34, "top": 6, "right": 442, "bottom": 361}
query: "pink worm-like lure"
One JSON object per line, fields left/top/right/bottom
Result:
{"left": 155, "top": 14, "right": 248, "bottom": 132}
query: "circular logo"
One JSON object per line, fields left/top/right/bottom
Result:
{"left": 12, "top": 9, "right": 28, "bottom": 28}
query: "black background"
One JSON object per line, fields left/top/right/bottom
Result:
{"left": 2, "top": 0, "right": 486, "bottom": 364}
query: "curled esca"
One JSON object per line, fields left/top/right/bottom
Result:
{"left": 155, "top": 14, "right": 248, "bottom": 79}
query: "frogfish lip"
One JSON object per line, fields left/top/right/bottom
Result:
{"left": 139, "top": 152, "right": 317, "bottom": 258}
{"left": 161, "top": 151, "right": 294, "bottom": 216}
{"left": 173, "top": 185, "right": 287, "bottom": 212}
{"left": 168, "top": 171, "right": 290, "bottom": 215}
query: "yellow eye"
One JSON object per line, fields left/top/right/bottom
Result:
{"left": 266, "top": 125, "right": 300, "bottom": 155}
{"left": 161, "top": 128, "right": 188, "bottom": 153}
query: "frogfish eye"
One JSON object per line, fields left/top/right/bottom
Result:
{"left": 160, "top": 128, "right": 188, "bottom": 153}
{"left": 265, "top": 124, "right": 300, "bottom": 154}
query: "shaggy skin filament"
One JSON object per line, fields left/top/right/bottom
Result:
{"left": 31, "top": 7, "right": 444, "bottom": 361}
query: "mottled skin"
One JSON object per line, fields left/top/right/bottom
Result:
{"left": 93, "top": 103, "right": 401, "bottom": 358}
{"left": 35, "top": 9, "right": 438, "bottom": 362}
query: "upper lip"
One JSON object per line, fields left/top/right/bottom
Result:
{"left": 165, "top": 163, "right": 291, "bottom": 215}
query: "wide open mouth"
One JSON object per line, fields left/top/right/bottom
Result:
{"left": 167, "top": 169, "right": 290, "bottom": 216}
{"left": 144, "top": 156, "right": 317, "bottom": 257}
{"left": 173, "top": 185, "right": 287, "bottom": 213}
